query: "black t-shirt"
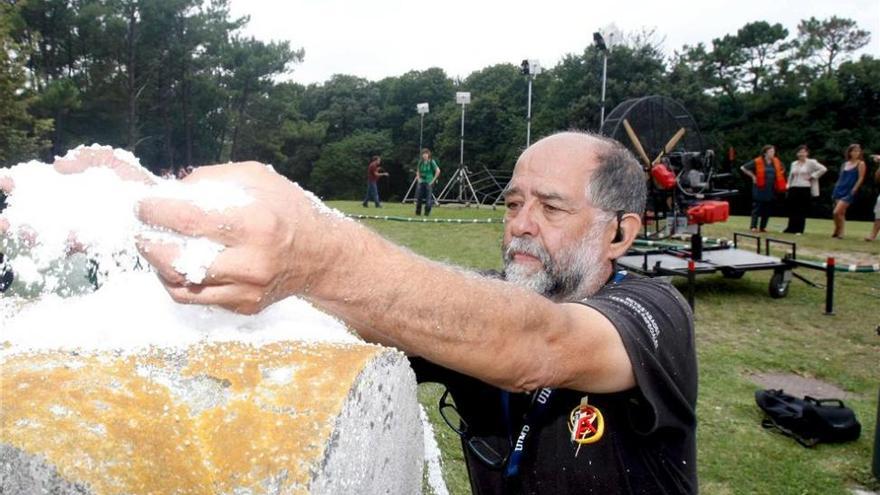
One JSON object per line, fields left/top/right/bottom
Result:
{"left": 411, "top": 275, "right": 697, "bottom": 494}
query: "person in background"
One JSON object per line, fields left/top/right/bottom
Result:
{"left": 415, "top": 148, "right": 440, "bottom": 216}
{"left": 783, "top": 145, "right": 827, "bottom": 235}
{"left": 831, "top": 144, "right": 867, "bottom": 239}
{"left": 740, "top": 145, "right": 787, "bottom": 233}
{"left": 865, "top": 154, "right": 880, "bottom": 242}
{"left": 362, "top": 155, "right": 388, "bottom": 208}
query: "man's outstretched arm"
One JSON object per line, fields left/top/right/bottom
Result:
{"left": 137, "top": 162, "right": 635, "bottom": 394}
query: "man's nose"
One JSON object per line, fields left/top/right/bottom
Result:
{"left": 507, "top": 202, "right": 539, "bottom": 238}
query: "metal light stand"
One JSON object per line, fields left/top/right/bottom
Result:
{"left": 594, "top": 32, "right": 609, "bottom": 128}
{"left": 521, "top": 59, "right": 541, "bottom": 147}
{"left": 403, "top": 102, "right": 435, "bottom": 203}
{"left": 437, "top": 92, "right": 480, "bottom": 205}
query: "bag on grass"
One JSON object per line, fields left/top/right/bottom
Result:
{"left": 755, "top": 389, "right": 861, "bottom": 447}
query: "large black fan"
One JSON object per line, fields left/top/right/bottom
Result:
{"left": 600, "top": 96, "right": 704, "bottom": 167}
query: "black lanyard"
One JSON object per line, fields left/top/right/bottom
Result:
{"left": 501, "top": 270, "right": 627, "bottom": 478}
{"left": 503, "top": 387, "right": 553, "bottom": 477}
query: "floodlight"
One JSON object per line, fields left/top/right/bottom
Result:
{"left": 593, "top": 32, "right": 607, "bottom": 52}
{"left": 455, "top": 92, "right": 471, "bottom": 105}
{"left": 416, "top": 102, "right": 429, "bottom": 114}
{"left": 528, "top": 59, "right": 541, "bottom": 75}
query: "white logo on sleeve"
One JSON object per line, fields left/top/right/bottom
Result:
{"left": 608, "top": 295, "right": 660, "bottom": 349}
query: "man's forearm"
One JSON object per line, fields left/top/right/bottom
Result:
{"left": 302, "top": 219, "right": 566, "bottom": 392}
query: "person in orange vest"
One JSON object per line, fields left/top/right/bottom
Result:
{"left": 740, "top": 145, "right": 787, "bottom": 232}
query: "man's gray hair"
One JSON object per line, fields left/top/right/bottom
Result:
{"left": 582, "top": 132, "right": 647, "bottom": 216}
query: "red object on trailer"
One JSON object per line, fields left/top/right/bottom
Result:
{"left": 687, "top": 200, "right": 729, "bottom": 225}
{"left": 651, "top": 163, "right": 676, "bottom": 190}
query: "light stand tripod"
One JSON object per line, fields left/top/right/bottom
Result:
{"left": 402, "top": 102, "right": 438, "bottom": 204}
{"left": 435, "top": 92, "right": 480, "bottom": 205}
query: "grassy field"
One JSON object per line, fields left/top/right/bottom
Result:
{"left": 329, "top": 200, "right": 880, "bottom": 495}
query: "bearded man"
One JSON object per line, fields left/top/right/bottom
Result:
{"left": 110, "top": 131, "right": 696, "bottom": 494}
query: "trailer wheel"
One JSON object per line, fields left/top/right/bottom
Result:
{"left": 721, "top": 268, "right": 745, "bottom": 279}
{"left": 769, "top": 271, "right": 790, "bottom": 298}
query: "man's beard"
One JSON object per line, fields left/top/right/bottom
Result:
{"left": 502, "top": 223, "right": 608, "bottom": 301}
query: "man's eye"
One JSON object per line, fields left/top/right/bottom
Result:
{"left": 506, "top": 201, "right": 521, "bottom": 210}
{"left": 544, "top": 204, "right": 562, "bottom": 213}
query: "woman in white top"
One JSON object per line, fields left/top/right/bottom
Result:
{"left": 866, "top": 154, "right": 880, "bottom": 242}
{"left": 784, "top": 145, "right": 827, "bottom": 234}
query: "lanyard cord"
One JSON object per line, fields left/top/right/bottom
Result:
{"left": 501, "top": 270, "right": 627, "bottom": 478}
{"left": 503, "top": 388, "right": 553, "bottom": 478}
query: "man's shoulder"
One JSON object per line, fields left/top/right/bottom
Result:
{"left": 592, "top": 274, "right": 686, "bottom": 306}
{"left": 578, "top": 274, "right": 694, "bottom": 349}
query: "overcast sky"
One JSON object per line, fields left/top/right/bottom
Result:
{"left": 228, "top": 0, "right": 880, "bottom": 85}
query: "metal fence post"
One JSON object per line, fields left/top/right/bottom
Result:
{"left": 824, "top": 257, "right": 835, "bottom": 316}
{"left": 687, "top": 259, "right": 696, "bottom": 310}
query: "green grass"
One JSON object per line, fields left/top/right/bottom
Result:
{"left": 329, "top": 201, "right": 880, "bottom": 495}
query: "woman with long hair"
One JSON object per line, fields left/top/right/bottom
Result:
{"left": 865, "top": 154, "right": 880, "bottom": 242}
{"left": 830, "top": 144, "right": 867, "bottom": 239}
{"left": 783, "top": 145, "right": 827, "bottom": 234}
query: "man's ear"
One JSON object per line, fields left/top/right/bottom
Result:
{"left": 607, "top": 213, "right": 641, "bottom": 260}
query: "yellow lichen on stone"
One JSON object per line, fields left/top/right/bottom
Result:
{"left": 0, "top": 341, "right": 382, "bottom": 495}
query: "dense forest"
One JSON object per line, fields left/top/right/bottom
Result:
{"left": 2, "top": 1, "right": 878, "bottom": 217}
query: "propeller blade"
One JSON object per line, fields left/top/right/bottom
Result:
{"left": 622, "top": 119, "right": 651, "bottom": 168}
{"left": 653, "top": 128, "right": 686, "bottom": 163}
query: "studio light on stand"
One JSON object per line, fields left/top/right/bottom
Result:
{"left": 403, "top": 102, "right": 433, "bottom": 203}
{"left": 436, "top": 92, "right": 480, "bottom": 206}
{"left": 594, "top": 32, "right": 609, "bottom": 129}
{"left": 416, "top": 102, "right": 429, "bottom": 150}
{"left": 520, "top": 59, "right": 541, "bottom": 147}
{"left": 455, "top": 91, "right": 470, "bottom": 167}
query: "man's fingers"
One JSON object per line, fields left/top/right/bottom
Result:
{"left": 54, "top": 149, "right": 155, "bottom": 184}
{"left": 0, "top": 217, "right": 9, "bottom": 234}
{"left": 200, "top": 246, "right": 280, "bottom": 287}
{"left": 137, "top": 238, "right": 251, "bottom": 287}
{"left": 0, "top": 176, "right": 13, "bottom": 194}
{"left": 162, "top": 283, "right": 266, "bottom": 315}
{"left": 137, "top": 197, "right": 242, "bottom": 245}
{"left": 136, "top": 239, "right": 188, "bottom": 286}
{"left": 53, "top": 155, "right": 92, "bottom": 175}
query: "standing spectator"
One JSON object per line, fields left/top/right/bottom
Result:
{"left": 740, "top": 145, "right": 787, "bottom": 233}
{"left": 831, "top": 144, "right": 867, "bottom": 239}
{"left": 783, "top": 145, "right": 827, "bottom": 234}
{"left": 865, "top": 154, "right": 880, "bottom": 241}
{"left": 362, "top": 155, "right": 388, "bottom": 208}
{"left": 415, "top": 148, "right": 441, "bottom": 216}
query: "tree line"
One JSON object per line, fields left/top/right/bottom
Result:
{"left": 2, "top": 1, "right": 878, "bottom": 217}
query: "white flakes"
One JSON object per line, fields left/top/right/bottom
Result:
{"left": 170, "top": 237, "right": 225, "bottom": 284}
{"left": 1, "top": 146, "right": 358, "bottom": 355}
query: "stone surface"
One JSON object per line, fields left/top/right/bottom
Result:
{"left": 0, "top": 342, "right": 422, "bottom": 494}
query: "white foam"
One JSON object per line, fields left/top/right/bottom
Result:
{"left": 1, "top": 270, "right": 357, "bottom": 355}
{"left": 0, "top": 150, "right": 254, "bottom": 290}
{"left": 0, "top": 146, "right": 358, "bottom": 353}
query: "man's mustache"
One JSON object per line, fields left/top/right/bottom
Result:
{"left": 504, "top": 237, "right": 551, "bottom": 268}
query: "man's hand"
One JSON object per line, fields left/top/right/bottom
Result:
{"left": 0, "top": 177, "right": 12, "bottom": 236}
{"left": 54, "top": 147, "right": 156, "bottom": 184}
{"left": 0, "top": 147, "right": 154, "bottom": 250}
{"left": 136, "top": 162, "right": 333, "bottom": 314}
